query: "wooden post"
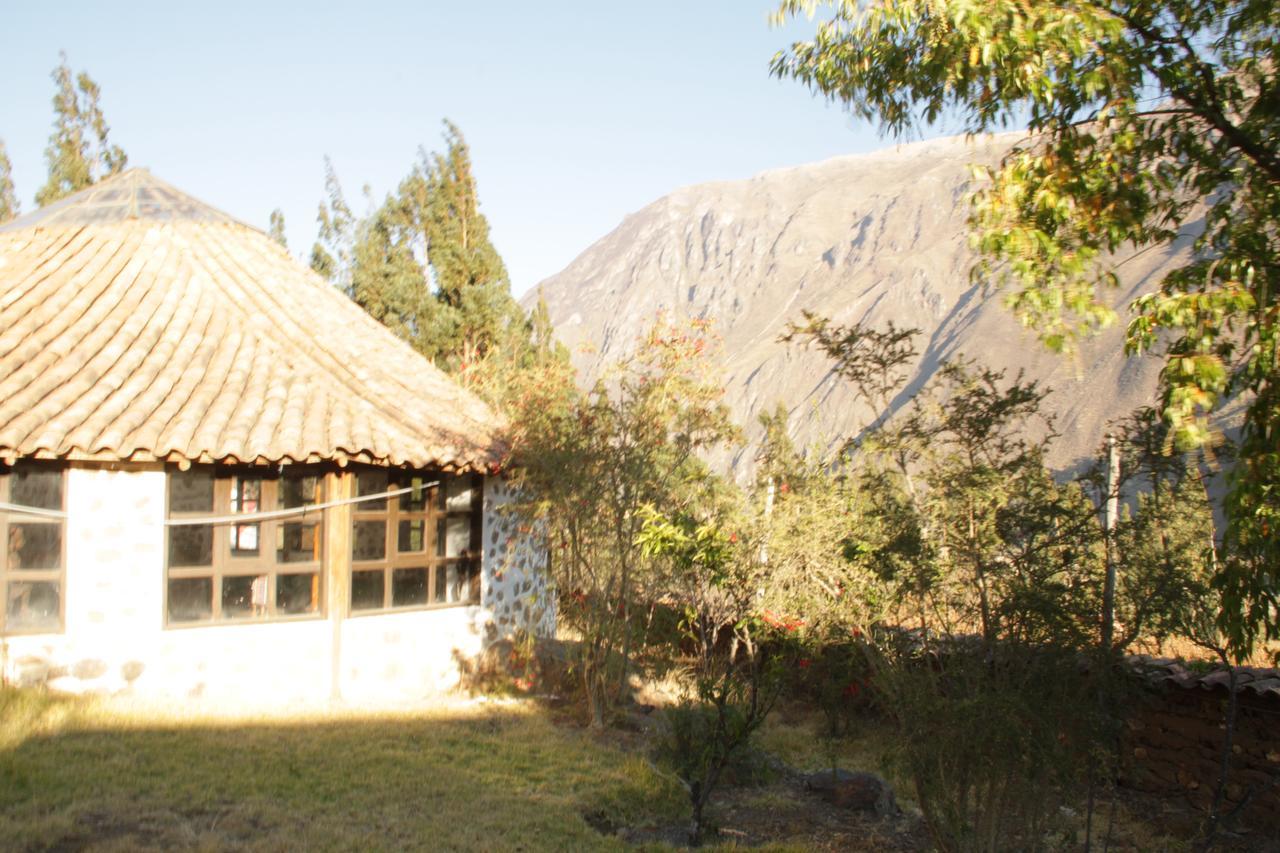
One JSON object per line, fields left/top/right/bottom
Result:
{"left": 1102, "top": 433, "right": 1120, "bottom": 653}
{"left": 326, "top": 470, "right": 353, "bottom": 701}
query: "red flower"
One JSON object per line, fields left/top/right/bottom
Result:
{"left": 762, "top": 609, "right": 806, "bottom": 633}
{"left": 797, "top": 658, "right": 811, "bottom": 669}
{"left": 842, "top": 681, "right": 861, "bottom": 698}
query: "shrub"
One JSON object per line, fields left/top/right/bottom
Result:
{"left": 872, "top": 638, "right": 1119, "bottom": 853}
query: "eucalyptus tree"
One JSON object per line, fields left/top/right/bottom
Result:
{"left": 310, "top": 156, "right": 356, "bottom": 292}
{"left": 36, "top": 53, "right": 127, "bottom": 206}
{"left": 398, "top": 121, "right": 527, "bottom": 370}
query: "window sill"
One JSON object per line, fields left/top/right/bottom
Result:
{"left": 0, "top": 625, "right": 65, "bottom": 637}
{"left": 163, "top": 611, "right": 327, "bottom": 630}
{"left": 345, "top": 600, "right": 480, "bottom": 619}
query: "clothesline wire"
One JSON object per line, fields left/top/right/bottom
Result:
{"left": 1, "top": 482, "right": 442, "bottom": 526}
{"left": 0, "top": 502, "right": 66, "bottom": 520}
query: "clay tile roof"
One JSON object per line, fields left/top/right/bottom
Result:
{"left": 0, "top": 168, "right": 505, "bottom": 471}
{"left": 1129, "top": 655, "right": 1280, "bottom": 701}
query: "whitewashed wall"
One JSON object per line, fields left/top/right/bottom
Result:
{"left": 1, "top": 468, "right": 550, "bottom": 702}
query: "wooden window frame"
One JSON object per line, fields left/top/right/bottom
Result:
{"left": 164, "top": 465, "right": 327, "bottom": 627}
{"left": 349, "top": 469, "right": 482, "bottom": 615}
{"left": 0, "top": 463, "right": 67, "bottom": 635}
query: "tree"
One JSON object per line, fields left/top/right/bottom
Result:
{"left": 309, "top": 156, "right": 356, "bottom": 291}
{"left": 349, "top": 194, "right": 455, "bottom": 355}
{"left": 35, "top": 53, "right": 127, "bottom": 207}
{"left": 775, "top": 323, "right": 1121, "bottom": 848}
{"left": 0, "top": 140, "right": 17, "bottom": 224}
{"left": 637, "top": 505, "right": 780, "bottom": 846}
{"left": 399, "top": 120, "right": 527, "bottom": 370}
{"left": 326, "top": 122, "right": 531, "bottom": 380}
{"left": 771, "top": 0, "right": 1279, "bottom": 658}
{"left": 268, "top": 208, "right": 287, "bottom": 249}
{"left": 463, "top": 288, "right": 571, "bottom": 409}
{"left": 508, "top": 317, "right": 739, "bottom": 727}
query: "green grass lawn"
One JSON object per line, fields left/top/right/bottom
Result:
{"left": 0, "top": 688, "right": 685, "bottom": 851}
{"left": 2, "top": 688, "right": 1215, "bottom": 851}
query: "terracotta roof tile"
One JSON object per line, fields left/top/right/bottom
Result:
{"left": 1130, "top": 655, "right": 1280, "bottom": 700}
{"left": 0, "top": 169, "right": 505, "bottom": 470}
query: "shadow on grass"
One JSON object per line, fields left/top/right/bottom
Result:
{"left": 0, "top": 688, "right": 684, "bottom": 852}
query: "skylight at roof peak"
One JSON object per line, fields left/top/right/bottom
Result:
{"left": 0, "top": 168, "right": 249, "bottom": 233}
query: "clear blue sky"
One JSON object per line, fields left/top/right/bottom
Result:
{"left": 1, "top": 1, "right": 918, "bottom": 296}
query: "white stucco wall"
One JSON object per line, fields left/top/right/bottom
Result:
{"left": 1, "top": 468, "right": 550, "bottom": 703}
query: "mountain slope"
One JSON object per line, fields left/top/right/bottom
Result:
{"left": 527, "top": 132, "right": 1193, "bottom": 477}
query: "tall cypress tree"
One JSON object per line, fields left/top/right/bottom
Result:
{"left": 0, "top": 140, "right": 18, "bottom": 224}
{"left": 422, "top": 122, "right": 527, "bottom": 365}
{"left": 384, "top": 121, "right": 528, "bottom": 367}
{"left": 339, "top": 121, "right": 530, "bottom": 372}
{"left": 35, "top": 53, "right": 127, "bottom": 207}
{"left": 351, "top": 194, "right": 458, "bottom": 359}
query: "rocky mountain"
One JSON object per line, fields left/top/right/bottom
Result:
{"left": 526, "top": 131, "right": 1195, "bottom": 479}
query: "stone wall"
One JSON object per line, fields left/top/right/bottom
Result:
{"left": 1, "top": 467, "right": 550, "bottom": 702}
{"left": 481, "top": 477, "right": 554, "bottom": 642}
{"left": 1123, "top": 680, "right": 1280, "bottom": 833}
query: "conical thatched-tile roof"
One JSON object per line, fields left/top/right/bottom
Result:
{"left": 0, "top": 168, "right": 504, "bottom": 471}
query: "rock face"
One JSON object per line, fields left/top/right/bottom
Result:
{"left": 527, "top": 132, "right": 1194, "bottom": 478}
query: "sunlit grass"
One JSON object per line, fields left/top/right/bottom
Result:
{"left": 0, "top": 688, "right": 685, "bottom": 851}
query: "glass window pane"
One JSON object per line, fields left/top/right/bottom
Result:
{"left": 229, "top": 476, "right": 262, "bottom": 557}
{"left": 392, "top": 568, "right": 428, "bottom": 607}
{"left": 353, "top": 521, "right": 386, "bottom": 561}
{"left": 168, "top": 577, "right": 213, "bottom": 622}
{"left": 221, "top": 574, "right": 262, "bottom": 620}
{"left": 277, "top": 522, "right": 319, "bottom": 563}
{"left": 355, "top": 470, "right": 389, "bottom": 511}
{"left": 351, "top": 570, "right": 385, "bottom": 611}
{"left": 444, "top": 476, "right": 476, "bottom": 512}
{"left": 277, "top": 573, "right": 319, "bottom": 614}
{"left": 397, "top": 519, "right": 425, "bottom": 554}
{"left": 434, "top": 564, "right": 446, "bottom": 602}
{"left": 6, "top": 580, "right": 60, "bottom": 631}
{"left": 437, "top": 517, "right": 471, "bottom": 558}
{"left": 231, "top": 476, "right": 261, "bottom": 513}
{"left": 280, "top": 473, "right": 320, "bottom": 508}
{"left": 399, "top": 474, "right": 430, "bottom": 512}
{"left": 231, "top": 523, "right": 260, "bottom": 557}
{"left": 169, "top": 470, "right": 214, "bottom": 513}
{"left": 169, "top": 525, "right": 213, "bottom": 567}
{"left": 8, "top": 523, "right": 61, "bottom": 570}
{"left": 459, "top": 559, "right": 481, "bottom": 603}
{"left": 11, "top": 468, "right": 63, "bottom": 510}
{"left": 441, "top": 560, "right": 481, "bottom": 604}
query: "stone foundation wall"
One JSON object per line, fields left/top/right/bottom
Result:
{"left": 1, "top": 467, "right": 550, "bottom": 702}
{"left": 1123, "top": 685, "right": 1280, "bottom": 833}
